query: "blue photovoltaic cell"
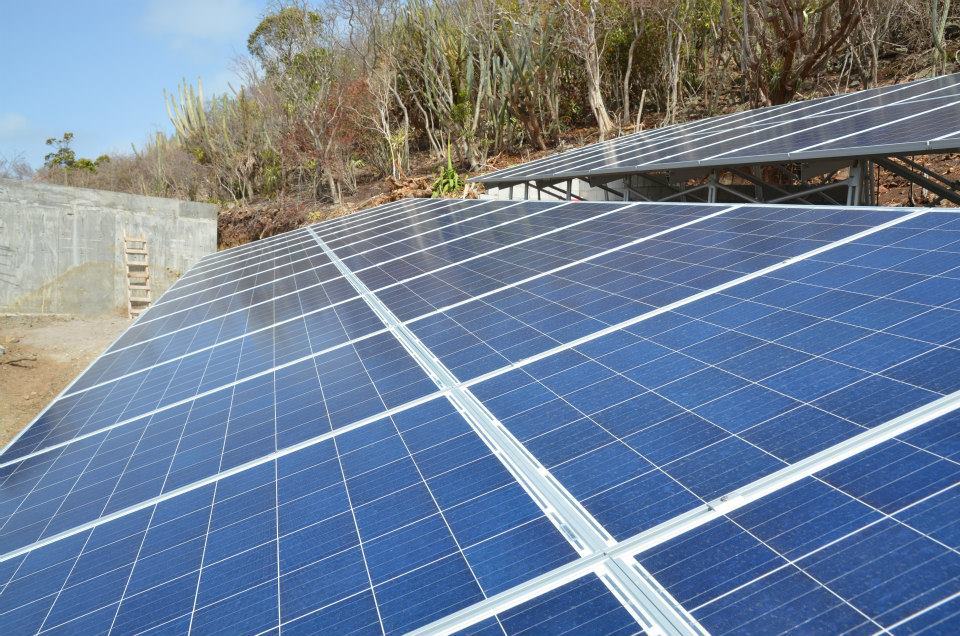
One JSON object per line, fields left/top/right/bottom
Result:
{"left": 122, "top": 259, "right": 343, "bottom": 337}
{"left": 474, "top": 73, "right": 960, "bottom": 184}
{"left": 409, "top": 205, "right": 908, "bottom": 382}
{"left": 108, "top": 199, "right": 462, "bottom": 352}
{"left": 455, "top": 574, "right": 644, "bottom": 636}
{"left": 176, "top": 240, "right": 323, "bottom": 286}
{"left": 661, "top": 90, "right": 960, "bottom": 168}
{"left": 106, "top": 200, "right": 555, "bottom": 358}
{"left": 350, "top": 203, "right": 630, "bottom": 291}
{"left": 1, "top": 314, "right": 397, "bottom": 465}
{"left": 73, "top": 294, "right": 379, "bottom": 393}
{"left": 337, "top": 200, "right": 572, "bottom": 271}
{"left": 107, "top": 267, "right": 358, "bottom": 353}
{"left": 326, "top": 199, "right": 521, "bottom": 258}
{"left": 5, "top": 195, "right": 960, "bottom": 636}
{"left": 77, "top": 298, "right": 382, "bottom": 393}
{"left": 10, "top": 199, "right": 729, "bottom": 464}
{"left": 372, "top": 201, "right": 731, "bottom": 322}
{"left": 171, "top": 231, "right": 314, "bottom": 284}
{"left": 0, "top": 332, "right": 439, "bottom": 553}
{"left": 313, "top": 197, "right": 449, "bottom": 242}
{"left": 0, "top": 398, "right": 577, "bottom": 635}
{"left": 155, "top": 245, "right": 329, "bottom": 305}
{"left": 318, "top": 197, "right": 483, "bottom": 240}
{"left": 466, "top": 211, "right": 960, "bottom": 541}
{"left": 634, "top": 408, "right": 960, "bottom": 634}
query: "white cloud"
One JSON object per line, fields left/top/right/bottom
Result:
{"left": 143, "top": 0, "right": 259, "bottom": 42}
{"left": 0, "top": 113, "right": 29, "bottom": 139}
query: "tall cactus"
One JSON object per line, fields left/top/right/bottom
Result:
{"left": 165, "top": 79, "right": 208, "bottom": 142}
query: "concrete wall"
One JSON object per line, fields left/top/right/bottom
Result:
{"left": 0, "top": 178, "right": 218, "bottom": 316}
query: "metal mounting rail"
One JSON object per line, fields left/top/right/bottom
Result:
{"left": 410, "top": 383, "right": 960, "bottom": 635}
{"left": 609, "top": 387, "right": 960, "bottom": 558}
{"left": 307, "top": 226, "right": 706, "bottom": 636}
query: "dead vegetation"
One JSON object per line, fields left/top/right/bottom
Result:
{"left": 16, "top": 0, "right": 959, "bottom": 247}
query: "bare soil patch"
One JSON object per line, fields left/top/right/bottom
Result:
{"left": 0, "top": 314, "right": 128, "bottom": 448}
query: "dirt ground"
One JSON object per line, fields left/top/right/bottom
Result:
{"left": 0, "top": 314, "right": 129, "bottom": 448}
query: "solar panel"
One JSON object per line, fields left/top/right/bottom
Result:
{"left": 636, "top": 408, "right": 960, "bottom": 633}
{"left": 2, "top": 197, "right": 959, "bottom": 635}
{"left": 473, "top": 74, "right": 960, "bottom": 186}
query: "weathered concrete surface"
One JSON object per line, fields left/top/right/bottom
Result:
{"left": 0, "top": 178, "right": 217, "bottom": 316}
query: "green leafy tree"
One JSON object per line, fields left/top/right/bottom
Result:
{"left": 43, "top": 133, "right": 109, "bottom": 173}
{"left": 247, "top": 4, "right": 328, "bottom": 93}
{"left": 44, "top": 132, "right": 77, "bottom": 169}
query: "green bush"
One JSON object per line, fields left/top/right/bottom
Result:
{"left": 431, "top": 146, "right": 463, "bottom": 197}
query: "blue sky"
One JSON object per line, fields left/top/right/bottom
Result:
{"left": 0, "top": 0, "right": 273, "bottom": 168}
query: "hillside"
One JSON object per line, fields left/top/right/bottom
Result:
{"left": 13, "top": 0, "right": 960, "bottom": 248}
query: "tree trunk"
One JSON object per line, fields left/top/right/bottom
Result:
{"left": 583, "top": 1, "right": 615, "bottom": 139}
{"left": 622, "top": 32, "right": 641, "bottom": 125}
{"left": 931, "top": 0, "right": 952, "bottom": 74}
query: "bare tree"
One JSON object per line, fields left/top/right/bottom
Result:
{"left": 343, "top": 0, "right": 410, "bottom": 178}
{"left": 560, "top": 0, "right": 617, "bottom": 139}
{"left": 0, "top": 153, "right": 34, "bottom": 180}
{"left": 849, "top": 0, "right": 896, "bottom": 87}
{"left": 621, "top": 1, "right": 650, "bottom": 125}
{"left": 929, "top": 0, "right": 953, "bottom": 73}
{"left": 735, "top": 0, "right": 862, "bottom": 105}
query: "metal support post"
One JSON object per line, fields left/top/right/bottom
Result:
{"left": 751, "top": 166, "right": 763, "bottom": 202}
{"left": 864, "top": 161, "right": 876, "bottom": 206}
{"left": 706, "top": 170, "right": 718, "bottom": 203}
{"left": 846, "top": 161, "right": 862, "bottom": 206}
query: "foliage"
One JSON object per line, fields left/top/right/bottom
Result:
{"left": 33, "top": 0, "right": 959, "bottom": 208}
{"left": 43, "top": 132, "right": 111, "bottom": 175}
{"left": 431, "top": 145, "right": 464, "bottom": 196}
{"left": 43, "top": 132, "right": 77, "bottom": 169}
{"left": 248, "top": 5, "right": 326, "bottom": 81}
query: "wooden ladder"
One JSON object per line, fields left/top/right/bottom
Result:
{"left": 124, "top": 235, "right": 152, "bottom": 319}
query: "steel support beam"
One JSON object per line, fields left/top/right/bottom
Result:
{"left": 541, "top": 181, "right": 584, "bottom": 202}
{"left": 531, "top": 182, "right": 567, "bottom": 201}
{"left": 660, "top": 182, "right": 711, "bottom": 203}
{"left": 713, "top": 181, "right": 760, "bottom": 203}
{"left": 730, "top": 167, "right": 818, "bottom": 206}
{"left": 875, "top": 156, "right": 960, "bottom": 206}
{"left": 766, "top": 176, "right": 857, "bottom": 205}
{"left": 590, "top": 181, "right": 627, "bottom": 201}
{"left": 895, "top": 154, "right": 960, "bottom": 189}
{"left": 491, "top": 155, "right": 958, "bottom": 207}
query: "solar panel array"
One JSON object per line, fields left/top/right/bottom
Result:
{"left": 473, "top": 73, "right": 960, "bottom": 186}
{"left": 2, "top": 196, "right": 960, "bottom": 635}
